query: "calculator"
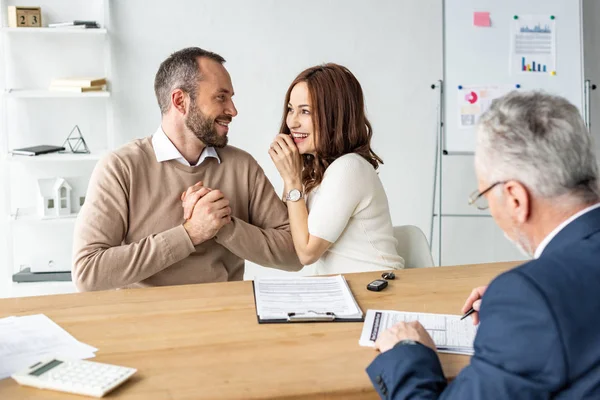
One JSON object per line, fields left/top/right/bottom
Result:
{"left": 11, "top": 358, "right": 137, "bottom": 398}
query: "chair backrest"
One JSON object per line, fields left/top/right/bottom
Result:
{"left": 393, "top": 225, "right": 435, "bottom": 268}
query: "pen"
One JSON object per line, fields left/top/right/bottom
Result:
{"left": 460, "top": 307, "right": 475, "bottom": 320}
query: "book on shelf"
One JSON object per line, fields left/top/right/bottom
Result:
{"left": 49, "top": 85, "right": 105, "bottom": 93}
{"left": 10, "top": 145, "right": 65, "bottom": 156}
{"left": 48, "top": 20, "right": 100, "bottom": 29}
{"left": 50, "top": 77, "right": 107, "bottom": 88}
{"left": 49, "top": 25, "right": 88, "bottom": 30}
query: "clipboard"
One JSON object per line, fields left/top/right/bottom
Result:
{"left": 251, "top": 276, "right": 365, "bottom": 324}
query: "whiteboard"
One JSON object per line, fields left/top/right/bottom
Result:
{"left": 444, "top": 0, "right": 584, "bottom": 154}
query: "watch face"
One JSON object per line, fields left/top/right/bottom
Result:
{"left": 288, "top": 189, "right": 301, "bottom": 202}
{"left": 399, "top": 339, "right": 418, "bottom": 346}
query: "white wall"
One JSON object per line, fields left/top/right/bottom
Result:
{"left": 109, "top": 0, "right": 444, "bottom": 277}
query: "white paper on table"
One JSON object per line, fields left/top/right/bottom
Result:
{"left": 0, "top": 314, "right": 97, "bottom": 380}
{"left": 359, "top": 310, "right": 478, "bottom": 355}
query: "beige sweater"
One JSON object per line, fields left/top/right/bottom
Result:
{"left": 72, "top": 137, "right": 301, "bottom": 291}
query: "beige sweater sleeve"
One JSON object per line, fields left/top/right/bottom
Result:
{"left": 215, "top": 163, "right": 302, "bottom": 271}
{"left": 72, "top": 153, "right": 195, "bottom": 291}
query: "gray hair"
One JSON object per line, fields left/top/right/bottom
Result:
{"left": 475, "top": 91, "right": 599, "bottom": 204}
{"left": 154, "top": 47, "right": 226, "bottom": 114}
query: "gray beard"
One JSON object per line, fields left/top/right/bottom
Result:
{"left": 503, "top": 231, "right": 534, "bottom": 259}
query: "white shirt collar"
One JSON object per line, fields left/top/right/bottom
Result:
{"left": 151, "top": 126, "right": 220, "bottom": 166}
{"left": 534, "top": 202, "right": 600, "bottom": 258}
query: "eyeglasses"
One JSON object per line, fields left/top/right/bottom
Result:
{"left": 468, "top": 181, "right": 506, "bottom": 210}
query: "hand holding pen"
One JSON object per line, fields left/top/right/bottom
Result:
{"left": 460, "top": 286, "right": 487, "bottom": 325}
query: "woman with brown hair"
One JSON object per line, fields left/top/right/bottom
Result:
{"left": 269, "top": 63, "right": 404, "bottom": 274}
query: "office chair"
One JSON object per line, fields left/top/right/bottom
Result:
{"left": 393, "top": 225, "right": 435, "bottom": 268}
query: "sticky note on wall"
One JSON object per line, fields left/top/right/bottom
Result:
{"left": 474, "top": 12, "right": 491, "bottom": 27}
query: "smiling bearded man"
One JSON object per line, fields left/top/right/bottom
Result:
{"left": 72, "top": 47, "right": 302, "bottom": 292}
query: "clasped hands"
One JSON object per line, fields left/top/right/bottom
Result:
{"left": 181, "top": 181, "right": 232, "bottom": 245}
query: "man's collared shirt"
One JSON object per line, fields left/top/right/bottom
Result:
{"left": 152, "top": 126, "right": 220, "bottom": 166}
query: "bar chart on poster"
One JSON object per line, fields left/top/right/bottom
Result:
{"left": 511, "top": 15, "right": 556, "bottom": 76}
{"left": 520, "top": 58, "right": 549, "bottom": 73}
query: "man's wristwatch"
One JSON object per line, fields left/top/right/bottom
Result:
{"left": 285, "top": 188, "right": 303, "bottom": 202}
{"left": 396, "top": 339, "right": 419, "bottom": 347}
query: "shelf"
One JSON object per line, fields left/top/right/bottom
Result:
{"left": 6, "top": 151, "right": 106, "bottom": 162}
{"left": 3, "top": 281, "right": 77, "bottom": 298}
{"left": 9, "top": 207, "right": 78, "bottom": 223}
{"left": 13, "top": 267, "right": 71, "bottom": 283}
{"left": 1, "top": 27, "right": 107, "bottom": 35}
{"left": 11, "top": 214, "right": 78, "bottom": 222}
{"left": 5, "top": 89, "right": 110, "bottom": 98}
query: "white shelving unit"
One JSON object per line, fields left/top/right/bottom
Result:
{"left": 9, "top": 206, "right": 78, "bottom": 222}
{"left": 2, "top": 281, "right": 78, "bottom": 299}
{"left": 7, "top": 151, "right": 106, "bottom": 162}
{"left": 1, "top": 27, "right": 108, "bottom": 34}
{"left": 0, "top": 0, "right": 113, "bottom": 298}
{"left": 6, "top": 89, "right": 111, "bottom": 98}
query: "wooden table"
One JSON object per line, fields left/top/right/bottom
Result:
{"left": 0, "top": 262, "right": 519, "bottom": 399}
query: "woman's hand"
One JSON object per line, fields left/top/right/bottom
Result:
{"left": 268, "top": 134, "right": 303, "bottom": 188}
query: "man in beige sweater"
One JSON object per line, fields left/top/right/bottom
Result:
{"left": 72, "top": 47, "right": 302, "bottom": 291}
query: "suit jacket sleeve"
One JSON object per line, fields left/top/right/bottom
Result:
{"left": 214, "top": 162, "right": 302, "bottom": 271}
{"left": 366, "top": 270, "right": 567, "bottom": 399}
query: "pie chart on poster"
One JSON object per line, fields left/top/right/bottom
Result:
{"left": 465, "top": 91, "right": 478, "bottom": 104}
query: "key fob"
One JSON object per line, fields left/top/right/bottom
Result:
{"left": 367, "top": 279, "right": 388, "bottom": 292}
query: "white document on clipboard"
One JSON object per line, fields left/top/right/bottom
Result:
{"left": 253, "top": 275, "right": 363, "bottom": 323}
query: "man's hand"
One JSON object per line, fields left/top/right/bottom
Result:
{"left": 183, "top": 189, "right": 231, "bottom": 245}
{"left": 181, "top": 181, "right": 212, "bottom": 220}
{"left": 462, "top": 285, "right": 488, "bottom": 325}
{"left": 375, "top": 321, "right": 437, "bottom": 354}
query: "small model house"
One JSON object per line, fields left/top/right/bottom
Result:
{"left": 37, "top": 177, "right": 72, "bottom": 217}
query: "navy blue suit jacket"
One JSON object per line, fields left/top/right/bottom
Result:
{"left": 367, "top": 206, "right": 600, "bottom": 399}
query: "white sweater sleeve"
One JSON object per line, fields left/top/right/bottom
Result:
{"left": 307, "top": 154, "right": 370, "bottom": 243}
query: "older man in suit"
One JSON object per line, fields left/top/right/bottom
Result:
{"left": 366, "top": 91, "right": 600, "bottom": 399}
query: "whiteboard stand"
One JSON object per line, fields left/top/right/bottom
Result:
{"left": 429, "top": 80, "right": 444, "bottom": 266}
{"left": 584, "top": 80, "right": 597, "bottom": 131}
{"left": 429, "top": 80, "right": 495, "bottom": 267}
